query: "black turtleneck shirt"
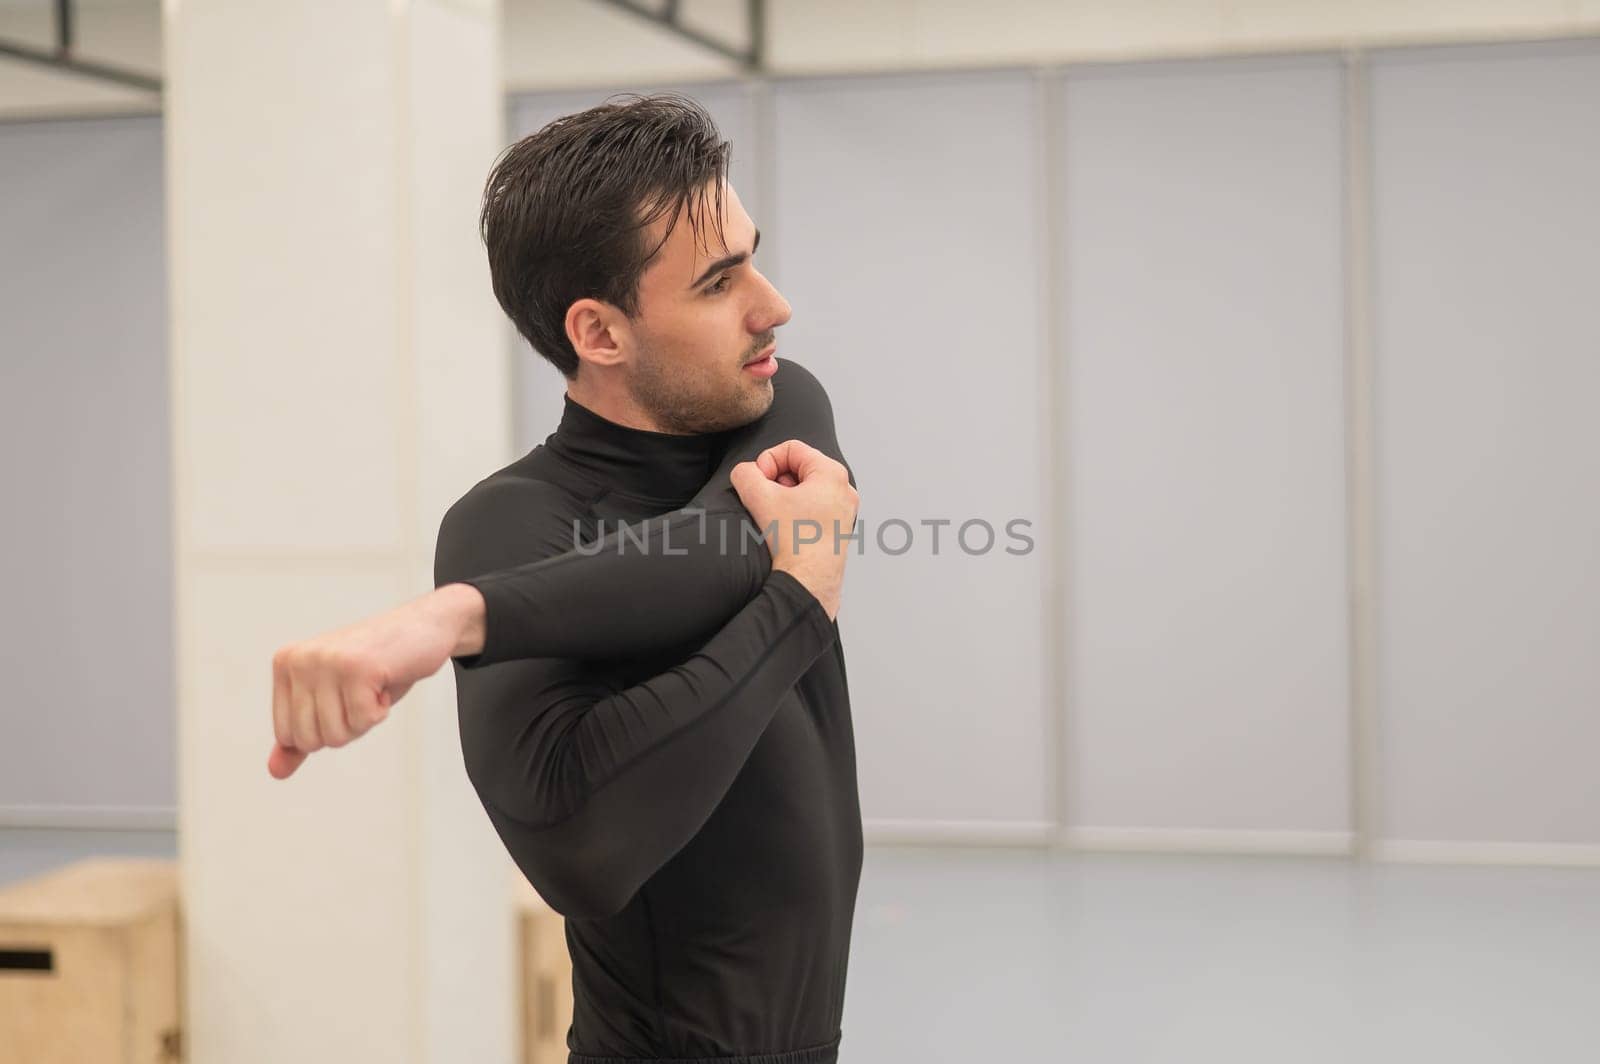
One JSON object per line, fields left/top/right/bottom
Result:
{"left": 432, "top": 358, "right": 863, "bottom": 1064}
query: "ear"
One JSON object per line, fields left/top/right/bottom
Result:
{"left": 566, "top": 297, "right": 628, "bottom": 372}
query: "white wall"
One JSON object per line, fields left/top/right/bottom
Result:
{"left": 6, "top": 1, "right": 1600, "bottom": 117}
{"left": 164, "top": 2, "right": 515, "bottom": 1061}
{"left": 499, "top": 0, "right": 1600, "bottom": 90}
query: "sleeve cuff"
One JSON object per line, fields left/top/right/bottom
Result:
{"left": 456, "top": 566, "right": 832, "bottom": 671}
{"left": 451, "top": 575, "right": 503, "bottom": 670}
{"left": 762, "top": 568, "right": 834, "bottom": 636}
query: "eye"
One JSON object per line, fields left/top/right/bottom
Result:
{"left": 706, "top": 274, "right": 731, "bottom": 294}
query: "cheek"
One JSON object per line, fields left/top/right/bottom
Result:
{"left": 688, "top": 304, "right": 746, "bottom": 352}
{"left": 659, "top": 297, "right": 746, "bottom": 363}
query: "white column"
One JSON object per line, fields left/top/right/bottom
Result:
{"left": 163, "top": 3, "right": 514, "bottom": 1062}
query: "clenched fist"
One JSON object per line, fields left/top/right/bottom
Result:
{"left": 729, "top": 438, "right": 858, "bottom": 621}
{"left": 268, "top": 583, "right": 486, "bottom": 779}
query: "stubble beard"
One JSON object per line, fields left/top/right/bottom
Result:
{"left": 629, "top": 344, "right": 773, "bottom": 435}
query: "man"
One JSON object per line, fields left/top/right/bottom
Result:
{"left": 269, "top": 95, "right": 863, "bottom": 1064}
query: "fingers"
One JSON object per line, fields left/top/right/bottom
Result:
{"left": 268, "top": 659, "right": 380, "bottom": 777}
{"left": 754, "top": 439, "right": 843, "bottom": 484}
{"left": 271, "top": 650, "right": 293, "bottom": 754}
{"left": 268, "top": 640, "right": 368, "bottom": 780}
{"left": 314, "top": 670, "right": 354, "bottom": 749}
{"left": 289, "top": 662, "right": 323, "bottom": 755}
{"left": 729, "top": 458, "right": 773, "bottom": 498}
{"left": 266, "top": 590, "right": 475, "bottom": 779}
{"left": 754, "top": 441, "right": 802, "bottom": 481}
{"left": 269, "top": 650, "right": 309, "bottom": 779}
{"left": 267, "top": 742, "right": 308, "bottom": 780}
{"left": 342, "top": 670, "right": 389, "bottom": 738}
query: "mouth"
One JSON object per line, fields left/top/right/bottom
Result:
{"left": 743, "top": 344, "right": 779, "bottom": 379}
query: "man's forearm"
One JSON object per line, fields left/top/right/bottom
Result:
{"left": 436, "top": 582, "right": 487, "bottom": 657}
{"left": 268, "top": 580, "right": 487, "bottom": 779}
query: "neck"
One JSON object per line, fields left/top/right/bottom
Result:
{"left": 545, "top": 389, "right": 730, "bottom": 503}
{"left": 566, "top": 374, "right": 682, "bottom": 436}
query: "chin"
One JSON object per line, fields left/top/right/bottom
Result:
{"left": 747, "top": 377, "right": 776, "bottom": 406}
{"left": 717, "top": 381, "right": 771, "bottom": 430}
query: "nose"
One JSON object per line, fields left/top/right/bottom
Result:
{"left": 752, "top": 268, "right": 791, "bottom": 331}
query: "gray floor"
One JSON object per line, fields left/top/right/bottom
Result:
{"left": 848, "top": 847, "right": 1600, "bottom": 1062}
{"left": 5, "top": 832, "right": 1597, "bottom": 1062}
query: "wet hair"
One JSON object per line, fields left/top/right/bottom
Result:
{"left": 479, "top": 93, "right": 732, "bottom": 378}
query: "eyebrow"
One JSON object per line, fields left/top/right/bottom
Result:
{"left": 690, "top": 228, "right": 761, "bottom": 289}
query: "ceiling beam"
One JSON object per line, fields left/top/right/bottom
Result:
{"left": 590, "top": 0, "right": 766, "bottom": 72}
{"left": 0, "top": 0, "right": 161, "bottom": 94}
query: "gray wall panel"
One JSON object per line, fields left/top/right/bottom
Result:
{"left": 1370, "top": 41, "right": 1600, "bottom": 846}
{"left": 0, "top": 116, "right": 174, "bottom": 814}
{"left": 773, "top": 72, "right": 1052, "bottom": 825}
{"left": 1058, "top": 57, "right": 1352, "bottom": 834}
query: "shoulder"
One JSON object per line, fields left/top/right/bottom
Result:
{"left": 774, "top": 355, "right": 830, "bottom": 403}
{"left": 770, "top": 355, "right": 854, "bottom": 485}
{"left": 768, "top": 355, "right": 841, "bottom": 433}
{"left": 433, "top": 467, "right": 589, "bottom": 587}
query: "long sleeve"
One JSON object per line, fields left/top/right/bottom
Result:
{"left": 452, "top": 569, "right": 836, "bottom": 920}
{"left": 458, "top": 505, "right": 767, "bottom": 665}
{"left": 452, "top": 356, "right": 850, "bottom": 666}
{"left": 432, "top": 358, "right": 852, "bottom": 921}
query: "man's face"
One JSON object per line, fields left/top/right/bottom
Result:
{"left": 622, "top": 181, "right": 791, "bottom": 434}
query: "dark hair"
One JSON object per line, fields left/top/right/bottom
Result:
{"left": 479, "top": 93, "right": 732, "bottom": 378}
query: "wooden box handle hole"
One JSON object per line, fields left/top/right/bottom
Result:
{"left": 0, "top": 948, "right": 54, "bottom": 974}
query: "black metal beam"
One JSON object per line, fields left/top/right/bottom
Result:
{"left": 0, "top": 37, "right": 161, "bottom": 93}
{"left": 55, "top": 0, "right": 73, "bottom": 53}
{"left": 591, "top": 0, "right": 766, "bottom": 73}
{"left": 747, "top": 0, "right": 763, "bottom": 70}
{"left": 0, "top": 0, "right": 162, "bottom": 95}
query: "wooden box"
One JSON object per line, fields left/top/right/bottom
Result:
{"left": 515, "top": 878, "right": 573, "bottom": 1064}
{"left": 0, "top": 858, "right": 182, "bottom": 1064}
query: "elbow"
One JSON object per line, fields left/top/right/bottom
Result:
{"left": 466, "top": 737, "right": 654, "bottom": 920}
{"left": 512, "top": 838, "right": 641, "bottom": 920}
{"left": 527, "top": 862, "right": 637, "bottom": 922}
{"left": 480, "top": 790, "right": 645, "bottom": 921}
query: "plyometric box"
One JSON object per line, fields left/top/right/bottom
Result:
{"left": 515, "top": 877, "right": 573, "bottom": 1064}
{"left": 0, "top": 858, "right": 182, "bottom": 1063}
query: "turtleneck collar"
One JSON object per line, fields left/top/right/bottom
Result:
{"left": 544, "top": 394, "right": 733, "bottom": 504}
